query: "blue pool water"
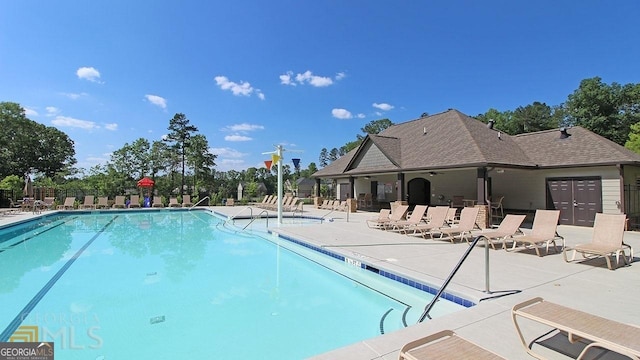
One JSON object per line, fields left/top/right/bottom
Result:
{"left": 0, "top": 210, "right": 467, "bottom": 359}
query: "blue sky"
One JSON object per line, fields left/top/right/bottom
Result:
{"left": 1, "top": 1, "right": 639, "bottom": 173}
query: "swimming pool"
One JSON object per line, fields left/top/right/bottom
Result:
{"left": 0, "top": 210, "right": 468, "bottom": 359}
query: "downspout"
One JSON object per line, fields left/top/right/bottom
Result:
{"left": 618, "top": 164, "right": 625, "bottom": 215}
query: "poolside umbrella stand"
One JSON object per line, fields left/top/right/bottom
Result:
{"left": 137, "top": 177, "right": 154, "bottom": 207}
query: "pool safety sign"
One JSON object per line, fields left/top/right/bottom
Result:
{"left": 0, "top": 342, "right": 54, "bottom": 360}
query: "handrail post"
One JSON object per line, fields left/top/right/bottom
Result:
{"left": 418, "top": 235, "right": 488, "bottom": 322}
{"left": 485, "top": 237, "right": 491, "bottom": 294}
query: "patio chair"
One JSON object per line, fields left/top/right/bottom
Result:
{"left": 398, "top": 329, "right": 505, "bottom": 360}
{"left": 366, "top": 209, "right": 391, "bottom": 229}
{"left": 512, "top": 297, "right": 640, "bottom": 360}
{"left": 563, "top": 213, "right": 633, "bottom": 270}
{"left": 128, "top": 195, "right": 141, "bottom": 208}
{"left": 389, "top": 205, "right": 428, "bottom": 233}
{"left": 478, "top": 214, "right": 526, "bottom": 250}
{"left": 508, "top": 209, "right": 563, "bottom": 256}
{"left": 434, "top": 206, "right": 480, "bottom": 243}
{"left": 410, "top": 206, "right": 449, "bottom": 238}
{"left": 490, "top": 195, "right": 504, "bottom": 221}
{"left": 284, "top": 197, "right": 300, "bottom": 211}
{"left": 182, "top": 195, "right": 194, "bottom": 207}
{"left": 445, "top": 207, "right": 458, "bottom": 225}
{"left": 168, "top": 197, "right": 181, "bottom": 207}
{"left": 112, "top": 196, "right": 126, "bottom": 209}
{"left": 152, "top": 196, "right": 164, "bottom": 208}
{"left": 382, "top": 205, "right": 409, "bottom": 230}
{"left": 82, "top": 195, "right": 95, "bottom": 209}
{"left": 57, "top": 197, "right": 76, "bottom": 210}
{"left": 95, "top": 197, "right": 109, "bottom": 209}
{"left": 42, "top": 197, "right": 55, "bottom": 210}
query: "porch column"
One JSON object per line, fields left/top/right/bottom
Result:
{"left": 349, "top": 176, "right": 355, "bottom": 199}
{"left": 476, "top": 167, "right": 487, "bottom": 205}
{"left": 396, "top": 173, "right": 405, "bottom": 202}
{"left": 314, "top": 178, "right": 321, "bottom": 197}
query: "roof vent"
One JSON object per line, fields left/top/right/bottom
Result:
{"left": 487, "top": 119, "right": 495, "bottom": 129}
{"left": 560, "top": 127, "right": 571, "bottom": 139}
{"left": 423, "top": 127, "right": 427, "bottom": 135}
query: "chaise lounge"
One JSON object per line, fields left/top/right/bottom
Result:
{"left": 398, "top": 329, "right": 505, "bottom": 360}
{"left": 512, "top": 297, "right": 640, "bottom": 359}
{"left": 507, "top": 209, "right": 563, "bottom": 256}
{"left": 563, "top": 213, "right": 633, "bottom": 270}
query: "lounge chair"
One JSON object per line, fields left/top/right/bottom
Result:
{"left": 382, "top": 205, "right": 409, "bottom": 230}
{"left": 82, "top": 195, "right": 95, "bottom": 209}
{"left": 410, "top": 206, "right": 452, "bottom": 238}
{"left": 42, "top": 197, "right": 55, "bottom": 210}
{"left": 389, "top": 205, "right": 428, "bottom": 233}
{"left": 563, "top": 213, "right": 633, "bottom": 270}
{"left": 128, "top": 195, "right": 141, "bottom": 208}
{"left": 57, "top": 197, "right": 76, "bottom": 210}
{"left": 434, "top": 206, "right": 480, "bottom": 243}
{"left": 95, "top": 197, "right": 109, "bottom": 209}
{"left": 152, "top": 196, "right": 164, "bottom": 208}
{"left": 112, "top": 196, "right": 126, "bottom": 209}
{"left": 284, "top": 197, "right": 300, "bottom": 211}
{"left": 478, "top": 214, "right": 526, "bottom": 250}
{"left": 508, "top": 209, "right": 563, "bottom": 256}
{"left": 168, "top": 197, "right": 181, "bottom": 207}
{"left": 398, "top": 329, "right": 505, "bottom": 360}
{"left": 512, "top": 297, "right": 640, "bottom": 360}
{"left": 366, "top": 209, "right": 391, "bottom": 229}
{"left": 445, "top": 207, "right": 458, "bottom": 225}
{"left": 182, "top": 195, "right": 194, "bottom": 207}
{"left": 317, "top": 199, "right": 329, "bottom": 209}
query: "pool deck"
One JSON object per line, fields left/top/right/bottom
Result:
{"left": 2, "top": 206, "right": 639, "bottom": 359}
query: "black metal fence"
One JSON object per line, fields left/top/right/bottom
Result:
{"left": 624, "top": 184, "right": 640, "bottom": 229}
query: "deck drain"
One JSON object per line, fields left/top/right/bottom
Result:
{"left": 150, "top": 315, "right": 165, "bottom": 324}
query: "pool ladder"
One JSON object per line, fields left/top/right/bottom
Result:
{"left": 189, "top": 196, "right": 209, "bottom": 209}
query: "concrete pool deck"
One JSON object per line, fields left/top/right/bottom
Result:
{"left": 2, "top": 205, "right": 639, "bottom": 359}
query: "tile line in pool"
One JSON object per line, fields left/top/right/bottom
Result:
{"left": 0, "top": 215, "right": 119, "bottom": 342}
{"left": 0, "top": 216, "right": 79, "bottom": 253}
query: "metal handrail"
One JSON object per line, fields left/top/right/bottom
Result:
{"left": 418, "top": 235, "right": 491, "bottom": 322}
{"left": 189, "top": 196, "right": 210, "bottom": 210}
{"left": 241, "top": 210, "right": 269, "bottom": 230}
{"left": 228, "top": 206, "right": 254, "bottom": 221}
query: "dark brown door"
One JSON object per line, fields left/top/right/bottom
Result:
{"left": 546, "top": 177, "right": 602, "bottom": 226}
{"left": 573, "top": 179, "right": 601, "bottom": 226}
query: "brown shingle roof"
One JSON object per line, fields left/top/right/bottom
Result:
{"left": 514, "top": 126, "right": 640, "bottom": 167}
{"left": 312, "top": 109, "right": 640, "bottom": 177}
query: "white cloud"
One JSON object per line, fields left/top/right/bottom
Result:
{"left": 335, "top": 72, "right": 346, "bottom": 80}
{"left": 61, "top": 92, "right": 88, "bottom": 100}
{"left": 373, "top": 102, "right": 394, "bottom": 111}
{"left": 280, "top": 72, "right": 295, "bottom": 86}
{"left": 46, "top": 107, "right": 60, "bottom": 116}
{"left": 52, "top": 116, "right": 99, "bottom": 130}
{"left": 332, "top": 108, "right": 353, "bottom": 119}
{"left": 144, "top": 94, "right": 167, "bottom": 109}
{"left": 214, "top": 76, "right": 264, "bottom": 99}
{"left": 225, "top": 134, "right": 253, "bottom": 141}
{"left": 76, "top": 67, "right": 102, "bottom": 83}
{"left": 104, "top": 123, "right": 118, "bottom": 131}
{"left": 356, "top": 113, "right": 366, "bottom": 119}
{"left": 24, "top": 108, "right": 38, "bottom": 117}
{"left": 295, "top": 70, "right": 333, "bottom": 87}
{"left": 280, "top": 70, "right": 341, "bottom": 87}
{"left": 223, "top": 123, "right": 265, "bottom": 132}
{"left": 210, "top": 147, "right": 246, "bottom": 158}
